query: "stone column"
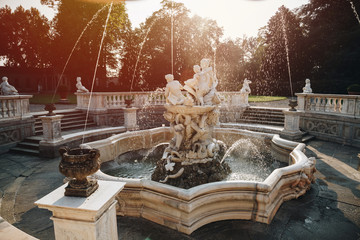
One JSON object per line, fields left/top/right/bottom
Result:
{"left": 39, "top": 115, "right": 64, "bottom": 142}
{"left": 296, "top": 93, "right": 306, "bottom": 111}
{"left": 280, "top": 110, "right": 303, "bottom": 141}
{"left": 35, "top": 180, "right": 125, "bottom": 240}
{"left": 123, "top": 107, "right": 138, "bottom": 131}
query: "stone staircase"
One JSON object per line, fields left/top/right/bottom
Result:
{"left": 10, "top": 110, "right": 97, "bottom": 156}
{"left": 33, "top": 110, "right": 97, "bottom": 135}
{"left": 236, "top": 107, "right": 285, "bottom": 126}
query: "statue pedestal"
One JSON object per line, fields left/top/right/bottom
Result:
{"left": 39, "top": 115, "right": 64, "bottom": 143}
{"left": 123, "top": 108, "right": 138, "bottom": 131}
{"left": 280, "top": 110, "right": 303, "bottom": 141}
{"left": 35, "top": 180, "right": 125, "bottom": 240}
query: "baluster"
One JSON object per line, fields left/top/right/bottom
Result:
{"left": 340, "top": 98, "right": 348, "bottom": 114}
{"left": 335, "top": 98, "right": 341, "bottom": 113}
{"left": 325, "top": 97, "right": 331, "bottom": 112}
{"left": 0, "top": 100, "right": 4, "bottom": 118}
{"left": 306, "top": 96, "right": 311, "bottom": 111}
{"left": 320, "top": 97, "right": 326, "bottom": 112}
{"left": 315, "top": 97, "right": 321, "bottom": 111}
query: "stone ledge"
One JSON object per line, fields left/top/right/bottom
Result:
{"left": 0, "top": 216, "right": 38, "bottom": 240}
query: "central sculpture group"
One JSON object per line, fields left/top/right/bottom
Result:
{"left": 151, "top": 59, "right": 231, "bottom": 188}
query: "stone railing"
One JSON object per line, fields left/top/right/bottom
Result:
{"left": 76, "top": 91, "right": 247, "bottom": 111}
{"left": 0, "top": 95, "right": 32, "bottom": 120}
{"left": 296, "top": 93, "right": 360, "bottom": 147}
{"left": 296, "top": 93, "right": 360, "bottom": 117}
{"left": 75, "top": 92, "right": 166, "bottom": 111}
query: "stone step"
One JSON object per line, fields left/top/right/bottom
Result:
{"left": 236, "top": 118, "right": 284, "bottom": 126}
{"left": 16, "top": 142, "right": 39, "bottom": 151}
{"left": 35, "top": 122, "right": 97, "bottom": 135}
{"left": 10, "top": 147, "right": 39, "bottom": 156}
{"left": 239, "top": 115, "right": 285, "bottom": 121}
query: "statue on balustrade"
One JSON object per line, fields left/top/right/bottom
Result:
{"left": 0, "top": 76, "right": 18, "bottom": 95}
{"left": 76, "top": 77, "right": 89, "bottom": 93}
{"left": 239, "top": 78, "right": 251, "bottom": 107}
{"left": 302, "top": 79, "right": 312, "bottom": 93}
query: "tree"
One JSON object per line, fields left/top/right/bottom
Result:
{"left": 119, "top": 0, "right": 223, "bottom": 91}
{"left": 50, "top": 0, "right": 131, "bottom": 90}
{"left": 298, "top": 0, "right": 360, "bottom": 93}
{"left": 259, "top": 6, "right": 308, "bottom": 96}
{"left": 0, "top": 6, "right": 52, "bottom": 68}
{"left": 215, "top": 39, "right": 246, "bottom": 91}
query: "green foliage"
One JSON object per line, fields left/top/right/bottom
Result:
{"left": 298, "top": 0, "right": 360, "bottom": 93}
{"left": 2, "top": 0, "right": 359, "bottom": 96}
{"left": 51, "top": 0, "right": 131, "bottom": 90}
{"left": 0, "top": 6, "right": 52, "bottom": 68}
{"left": 119, "top": 0, "right": 223, "bottom": 91}
{"left": 257, "top": 6, "right": 309, "bottom": 96}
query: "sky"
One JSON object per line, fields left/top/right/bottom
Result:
{"left": 0, "top": 0, "right": 309, "bottom": 39}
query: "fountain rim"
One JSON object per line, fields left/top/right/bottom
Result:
{"left": 91, "top": 127, "right": 310, "bottom": 199}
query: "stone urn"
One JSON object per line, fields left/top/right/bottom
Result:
{"left": 59, "top": 147, "right": 100, "bottom": 197}
{"left": 288, "top": 98, "right": 298, "bottom": 111}
{"left": 125, "top": 99, "right": 133, "bottom": 108}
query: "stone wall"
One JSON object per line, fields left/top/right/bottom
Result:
{"left": 0, "top": 117, "right": 34, "bottom": 154}
{"left": 299, "top": 112, "right": 360, "bottom": 147}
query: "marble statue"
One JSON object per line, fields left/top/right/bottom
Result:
{"left": 76, "top": 77, "right": 89, "bottom": 93}
{"left": 152, "top": 58, "right": 230, "bottom": 188}
{"left": 239, "top": 78, "right": 251, "bottom": 107}
{"left": 302, "top": 79, "right": 312, "bottom": 93}
{"left": 0, "top": 76, "right": 18, "bottom": 95}
{"left": 164, "top": 74, "right": 185, "bottom": 105}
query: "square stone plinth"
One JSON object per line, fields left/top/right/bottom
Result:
{"left": 35, "top": 180, "right": 125, "bottom": 240}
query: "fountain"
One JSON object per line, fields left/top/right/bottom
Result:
{"left": 76, "top": 58, "right": 317, "bottom": 234}
{"left": 151, "top": 59, "right": 230, "bottom": 188}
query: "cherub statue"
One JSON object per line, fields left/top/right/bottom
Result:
{"left": 0, "top": 76, "right": 18, "bottom": 95}
{"left": 76, "top": 77, "right": 89, "bottom": 93}
{"left": 164, "top": 74, "right": 185, "bottom": 105}
{"left": 184, "top": 65, "right": 201, "bottom": 104}
{"left": 302, "top": 78, "right": 312, "bottom": 93}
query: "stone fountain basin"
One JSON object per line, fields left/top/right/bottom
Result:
{"left": 85, "top": 127, "right": 315, "bottom": 235}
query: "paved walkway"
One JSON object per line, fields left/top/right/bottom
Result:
{"left": 0, "top": 139, "right": 359, "bottom": 240}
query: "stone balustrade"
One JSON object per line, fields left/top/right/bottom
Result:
{"left": 296, "top": 93, "right": 360, "bottom": 147}
{"left": 76, "top": 91, "right": 247, "bottom": 111}
{"left": 296, "top": 93, "right": 360, "bottom": 117}
{"left": 0, "top": 95, "right": 32, "bottom": 119}
{"left": 75, "top": 92, "right": 166, "bottom": 111}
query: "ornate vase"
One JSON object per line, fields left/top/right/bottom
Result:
{"left": 288, "top": 99, "right": 298, "bottom": 111}
{"left": 59, "top": 147, "right": 100, "bottom": 197}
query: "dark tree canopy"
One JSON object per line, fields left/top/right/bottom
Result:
{"left": 1, "top": 0, "right": 359, "bottom": 95}
{"left": 0, "top": 6, "right": 52, "bottom": 68}
{"left": 119, "top": 0, "right": 223, "bottom": 91}
{"left": 51, "top": 0, "right": 131, "bottom": 90}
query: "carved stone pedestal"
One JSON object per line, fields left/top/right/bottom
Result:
{"left": 123, "top": 107, "right": 138, "bottom": 131}
{"left": 39, "top": 115, "right": 64, "bottom": 142}
{"left": 280, "top": 110, "right": 303, "bottom": 141}
{"left": 35, "top": 180, "right": 125, "bottom": 240}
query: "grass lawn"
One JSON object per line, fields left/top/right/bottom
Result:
{"left": 248, "top": 96, "right": 287, "bottom": 102}
{"left": 30, "top": 93, "right": 77, "bottom": 104}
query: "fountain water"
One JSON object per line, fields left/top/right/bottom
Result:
{"left": 349, "top": 1, "right": 360, "bottom": 25}
{"left": 51, "top": 4, "right": 110, "bottom": 104}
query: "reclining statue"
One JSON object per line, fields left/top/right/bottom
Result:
{"left": 0, "top": 76, "right": 18, "bottom": 95}
{"left": 76, "top": 77, "right": 89, "bottom": 93}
